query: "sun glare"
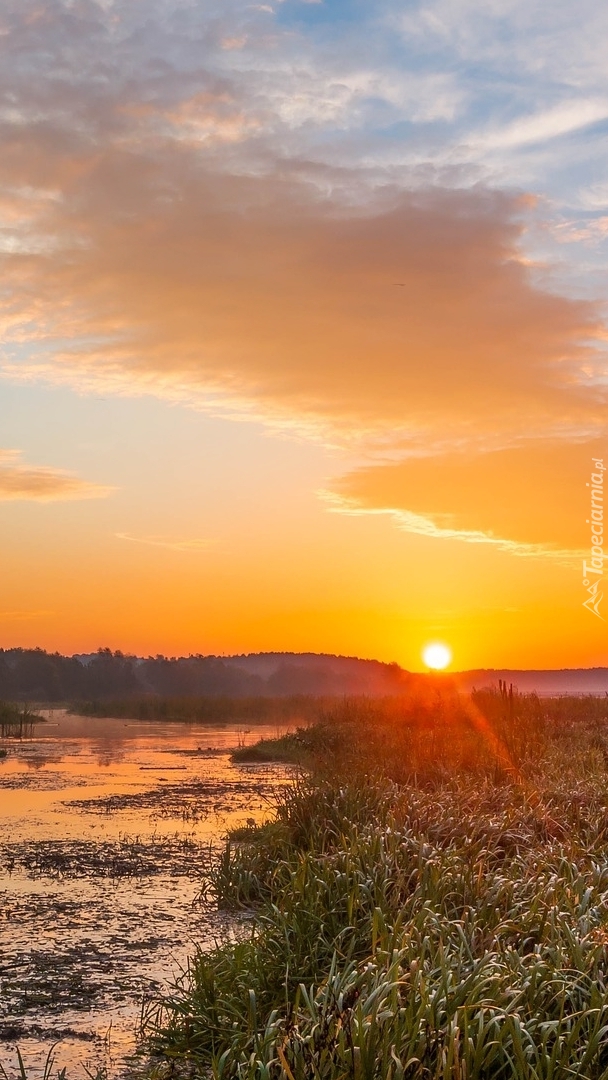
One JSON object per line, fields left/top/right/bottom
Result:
{"left": 423, "top": 642, "right": 452, "bottom": 670}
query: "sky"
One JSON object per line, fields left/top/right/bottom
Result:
{"left": 1, "top": 0, "right": 608, "bottom": 670}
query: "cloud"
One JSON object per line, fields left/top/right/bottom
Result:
{"left": 475, "top": 100, "right": 608, "bottom": 150}
{"left": 120, "top": 90, "right": 263, "bottom": 147}
{"left": 0, "top": 450, "right": 114, "bottom": 502}
{"left": 330, "top": 441, "right": 603, "bottom": 553}
{"left": 1, "top": 129, "right": 604, "bottom": 447}
{"left": 1, "top": 0, "right": 608, "bottom": 558}
{"left": 396, "top": 0, "right": 608, "bottom": 91}
{"left": 115, "top": 533, "right": 216, "bottom": 552}
{"left": 1, "top": 159, "right": 606, "bottom": 453}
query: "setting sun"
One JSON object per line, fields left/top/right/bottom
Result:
{"left": 423, "top": 643, "right": 452, "bottom": 670}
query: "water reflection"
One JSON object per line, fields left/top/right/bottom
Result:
{"left": 0, "top": 709, "right": 297, "bottom": 1079}
{"left": 25, "top": 757, "right": 52, "bottom": 771}
{"left": 0, "top": 719, "right": 40, "bottom": 739}
{"left": 93, "top": 740, "right": 127, "bottom": 767}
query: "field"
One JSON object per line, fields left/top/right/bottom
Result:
{"left": 147, "top": 686, "right": 608, "bottom": 1079}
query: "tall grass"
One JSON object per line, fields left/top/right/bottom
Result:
{"left": 233, "top": 687, "right": 551, "bottom": 779}
{"left": 148, "top": 690, "right": 608, "bottom": 1078}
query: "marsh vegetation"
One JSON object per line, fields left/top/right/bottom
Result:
{"left": 74, "top": 694, "right": 326, "bottom": 726}
{"left": 149, "top": 688, "right": 608, "bottom": 1079}
{"left": 0, "top": 702, "right": 43, "bottom": 740}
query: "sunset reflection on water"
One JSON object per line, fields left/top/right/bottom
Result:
{"left": 0, "top": 711, "right": 295, "bottom": 1078}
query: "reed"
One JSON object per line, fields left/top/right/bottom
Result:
{"left": 0, "top": 701, "right": 43, "bottom": 739}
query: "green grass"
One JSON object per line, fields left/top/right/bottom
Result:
{"left": 146, "top": 690, "right": 608, "bottom": 1078}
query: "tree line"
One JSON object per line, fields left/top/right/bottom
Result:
{"left": 0, "top": 648, "right": 410, "bottom": 702}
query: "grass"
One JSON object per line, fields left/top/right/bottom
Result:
{"left": 146, "top": 687, "right": 608, "bottom": 1079}
{"left": 231, "top": 732, "right": 320, "bottom": 764}
{"left": 232, "top": 686, "right": 552, "bottom": 774}
{"left": 0, "top": 1047, "right": 68, "bottom": 1080}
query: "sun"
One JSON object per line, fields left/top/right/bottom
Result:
{"left": 422, "top": 642, "right": 452, "bottom": 671}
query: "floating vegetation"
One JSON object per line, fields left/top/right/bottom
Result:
{"left": 0, "top": 773, "right": 90, "bottom": 792}
{"left": 0, "top": 835, "right": 209, "bottom": 880}
{"left": 66, "top": 774, "right": 286, "bottom": 823}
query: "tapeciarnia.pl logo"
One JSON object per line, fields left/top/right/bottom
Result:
{"left": 582, "top": 457, "right": 605, "bottom": 620}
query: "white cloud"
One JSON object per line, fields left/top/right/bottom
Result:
{"left": 475, "top": 100, "right": 608, "bottom": 151}
{"left": 578, "top": 183, "right": 608, "bottom": 210}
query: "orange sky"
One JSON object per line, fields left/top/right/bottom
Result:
{"left": 0, "top": 1, "right": 607, "bottom": 671}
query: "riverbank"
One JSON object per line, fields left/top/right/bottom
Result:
{"left": 150, "top": 690, "right": 608, "bottom": 1078}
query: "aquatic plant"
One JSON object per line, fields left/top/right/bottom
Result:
{"left": 0, "top": 1047, "right": 66, "bottom": 1080}
{"left": 0, "top": 1045, "right": 106, "bottom": 1080}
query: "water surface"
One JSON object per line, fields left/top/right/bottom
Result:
{"left": 0, "top": 711, "right": 294, "bottom": 1078}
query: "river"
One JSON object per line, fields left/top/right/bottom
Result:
{"left": 0, "top": 710, "right": 295, "bottom": 1078}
